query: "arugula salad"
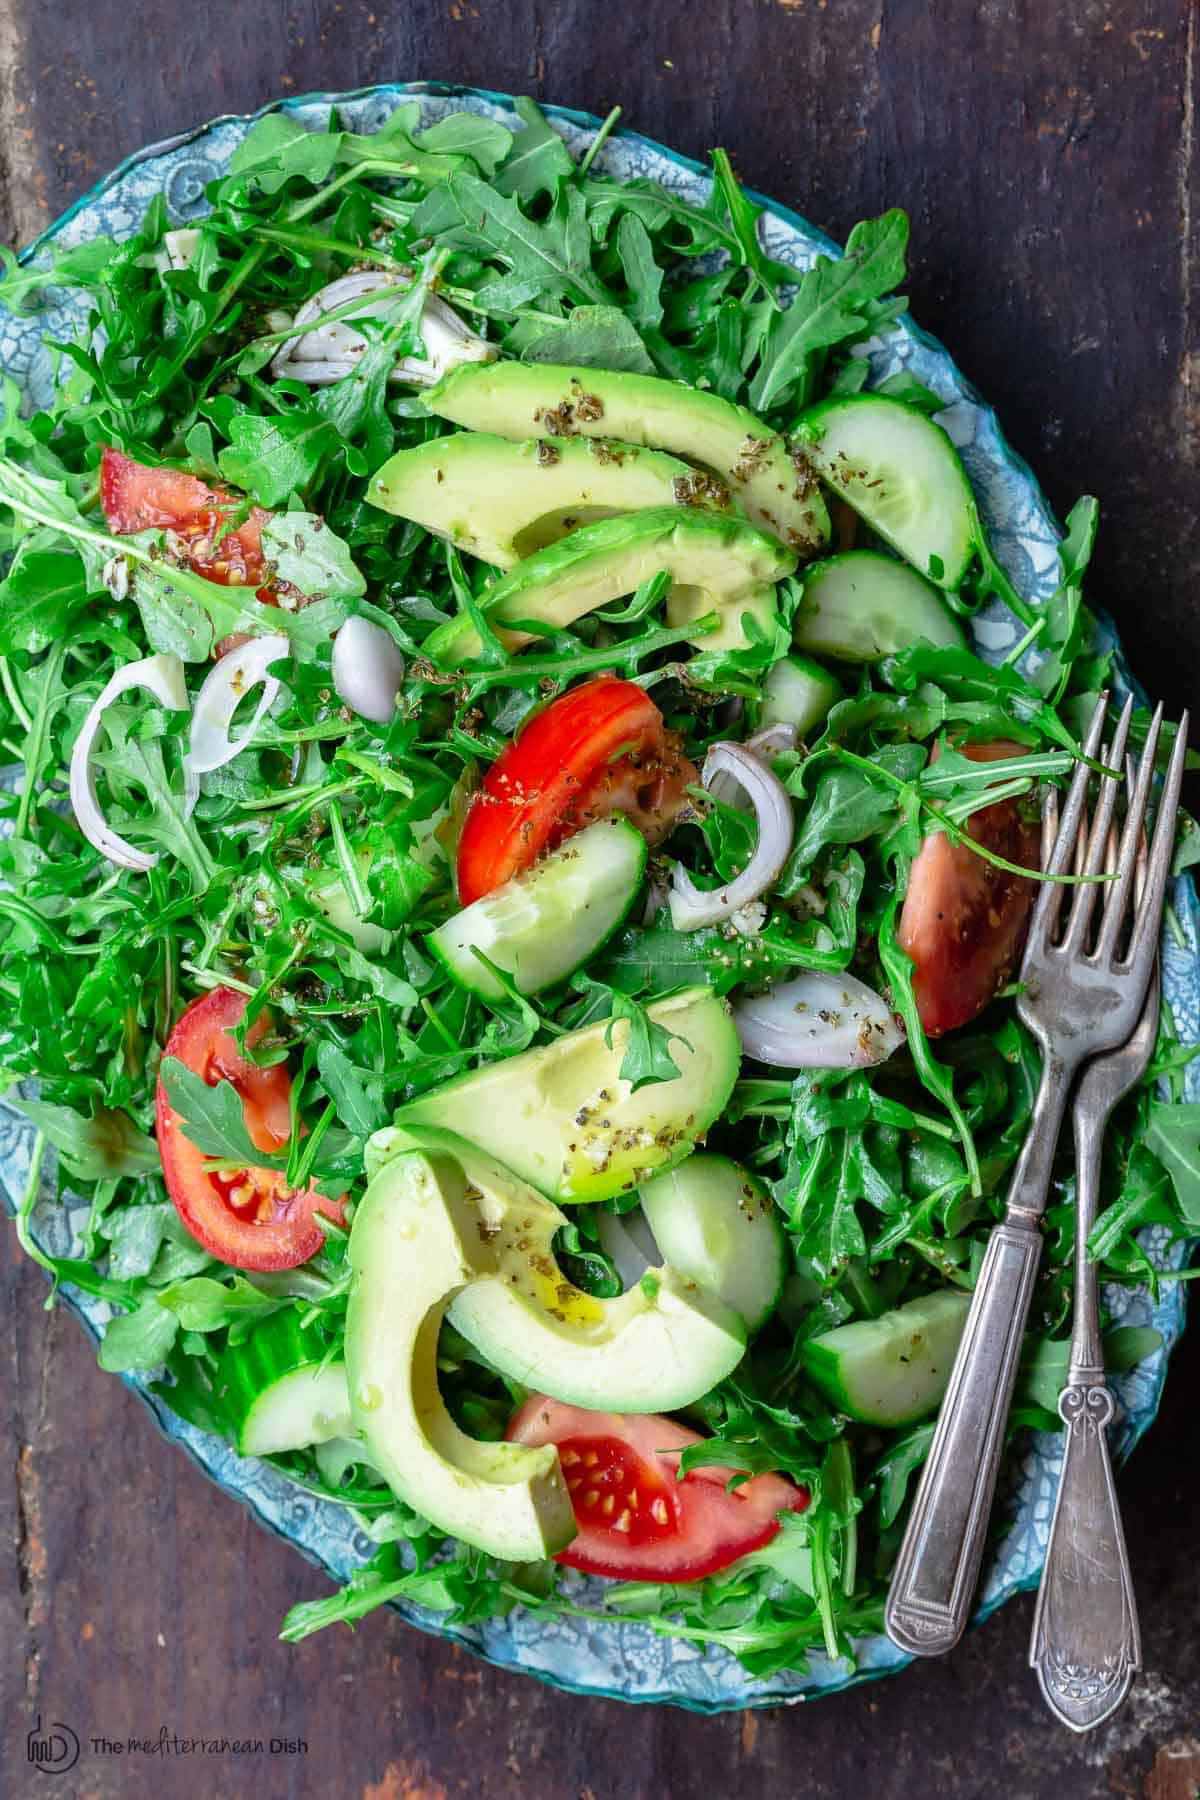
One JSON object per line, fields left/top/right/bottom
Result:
{"left": 3, "top": 96, "right": 1198, "bottom": 1676}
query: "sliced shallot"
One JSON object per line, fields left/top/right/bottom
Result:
{"left": 69, "top": 653, "right": 190, "bottom": 872}
{"left": 185, "top": 634, "right": 289, "bottom": 778}
{"left": 706, "top": 722, "right": 797, "bottom": 808}
{"left": 733, "top": 970, "right": 904, "bottom": 1070}
{"left": 270, "top": 272, "right": 495, "bottom": 388}
{"left": 669, "top": 741, "right": 795, "bottom": 932}
{"left": 332, "top": 616, "right": 406, "bottom": 724}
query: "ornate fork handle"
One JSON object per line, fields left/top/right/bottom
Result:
{"left": 1028, "top": 1369, "right": 1139, "bottom": 1729}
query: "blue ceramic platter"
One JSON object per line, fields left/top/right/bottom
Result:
{"left": 1, "top": 83, "right": 1195, "bottom": 1712}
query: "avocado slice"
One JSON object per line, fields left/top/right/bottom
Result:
{"left": 366, "top": 1126, "right": 746, "bottom": 1412}
{"left": 425, "top": 361, "right": 831, "bottom": 554}
{"left": 394, "top": 987, "right": 741, "bottom": 1203}
{"left": 367, "top": 431, "right": 731, "bottom": 568}
{"left": 345, "top": 1139, "right": 576, "bottom": 1561}
{"left": 423, "top": 507, "right": 795, "bottom": 666}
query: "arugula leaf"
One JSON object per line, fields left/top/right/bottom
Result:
{"left": 155, "top": 1274, "right": 289, "bottom": 1338}
{"left": 709, "top": 149, "right": 785, "bottom": 304}
{"left": 11, "top": 1098, "right": 160, "bottom": 1182}
{"left": 158, "top": 1057, "right": 274, "bottom": 1166}
{"left": 446, "top": 172, "right": 608, "bottom": 311}
{"left": 216, "top": 411, "right": 342, "bottom": 507}
{"left": 98, "top": 1297, "right": 181, "bottom": 1372}
{"left": 494, "top": 97, "right": 575, "bottom": 201}
{"left": 0, "top": 237, "right": 122, "bottom": 311}
{"left": 417, "top": 112, "right": 514, "bottom": 176}
{"left": 227, "top": 115, "right": 343, "bottom": 193}
{"left": 315, "top": 1039, "right": 386, "bottom": 1138}
{"left": 518, "top": 304, "right": 655, "bottom": 375}
{"left": 1144, "top": 1103, "right": 1200, "bottom": 1226}
{"left": 571, "top": 976, "right": 686, "bottom": 1089}
{"left": 872, "top": 1423, "right": 935, "bottom": 1528}
{"left": 615, "top": 213, "right": 665, "bottom": 331}
{"left": 749, "top": 211, "right": 909, "bottom": 413}
{"left": 0, "top": 546, "right": 90, "bottom": 652}
{"left": 261, "top": 512, "right": 366, "bottom": 599}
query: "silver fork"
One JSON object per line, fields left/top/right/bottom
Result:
{"left": 1028, "top": 965, "right": 1155, "bottom": 1727}
{"left": 885, "top": 693, "right": 1188, "bottom": 1658}
{"left": 1029, "top": 787, "right": 1156, "bottom": 1731}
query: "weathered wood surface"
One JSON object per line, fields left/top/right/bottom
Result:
{"left": 2, "top": 3, "right": 1199, "bottom": 1796}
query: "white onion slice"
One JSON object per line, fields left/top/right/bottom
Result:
{"left": 734, "top": 970, "right": 904, "bottom": 1069}
{"left": 69, "top": 653, "right": 190, "bottom": 872}
{"left": 185, "top": 634, "right": 289, "bottom": 778}
{"left": 707, "top": 723, "right": 797, "bottom": 807}
{"left": 669, "top": 741, "right": 795, "bottom": 931}
{"left": 332, "top": 616, "right": 405, "bottom": 723}
{"left": 270, "top": 272, "right": 495, "bottom": 388}
{"left": 596, "top": 1207, "right": 663, "bottom": 1289}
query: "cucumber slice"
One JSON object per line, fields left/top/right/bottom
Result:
{"left": 428, "top": 818, "right": 646, "bottom": 999}
{"left": 218, "top": 1312, "right": 352, "bottom": 1456}
{"left": 800, "top": 1289, "right": 970, "bottom": 1426}
{"left": 792, "top": 550, "right": 966, "bottom": 661}
{"left": 796, "top": 395, "right": 977, "bottom": 589}
{"left": 759, "top": 653, "right": 843, "bottom": 736}
{"left": 637, "top": 1154, "right": 787, "bottom": 1333}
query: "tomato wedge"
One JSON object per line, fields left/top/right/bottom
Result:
{"left": 897, "top": 740, "right": 1042, "bottom": 1037}
{"left": 100, "top": 446, "right": 275, "bottom": 596}
{"left": 456, "top": 676, "right": 696, "bottom": 906}
{"left": 507, "top": 1395, "right": 808, "bottom": 1582}
{"left": 155, "top": 988, "right": 345, "bottom": 1272}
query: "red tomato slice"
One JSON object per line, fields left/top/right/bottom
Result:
{"left": 155, "top": 988, "right": 345, "bottom": 1273}
{"left": 456, "top": 676, "right": 696, "bottom": 906}
{"left": 507, "top": 1395, "right": 808, "bottom": 1582}
{"left": 897, "top": 739, "right": 1042, "bottom": 1037}
{"left": 100, "top": 446, "right": 275, "bottom": 596}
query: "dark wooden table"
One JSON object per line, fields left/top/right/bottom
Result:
{"left": 2, "top": 4, "right": 1199, "bottom": 1796}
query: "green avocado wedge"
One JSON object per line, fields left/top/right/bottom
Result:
{"left": 345, "top": 1137, "right": 576, "bottom": 1562}
{"left": 364, "top": 1125, "right": 746, "bottom": 1413}
{"left": 366, "top": 431, "right": 731, "bottom": 568}
{"left": 424, "top": 360, "right": 831, "bottom": 553}
{"left": 394, "top": 986, "right": 741, "bottom": 1203}
{"left": 423, "top": 506, "right": 796, "bottom": 665}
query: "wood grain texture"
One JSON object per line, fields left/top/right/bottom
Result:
{"left": 2, "top": 2, "right": 1199, "bottom": 1795}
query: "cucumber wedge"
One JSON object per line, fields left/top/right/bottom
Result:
{"left": 792, "top": 550, "right": 966, "bottom": 661}
{"left": 218, "top": 1312, "right": 352, "bottom": 1456}
{"left": 796, "top": 395, "right": 977, "bottom": 589}
{"left": 637, "top": 1153, "right": 787, "bottom": 1333}
{"left": 367, "top": 432, "right": 728, "bottom": 568}
{"left": 800, "top": 1289, "right": 970, "bottom": 1426}
{"left": 428, "top": 817, "right": 646, "bottom": 999}
{"left": 759, "top": 652, "right": 843, "bottom": 736}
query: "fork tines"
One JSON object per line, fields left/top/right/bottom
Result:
{"left": 1034, "top": 694, "right": 1189, "bottom": 969}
